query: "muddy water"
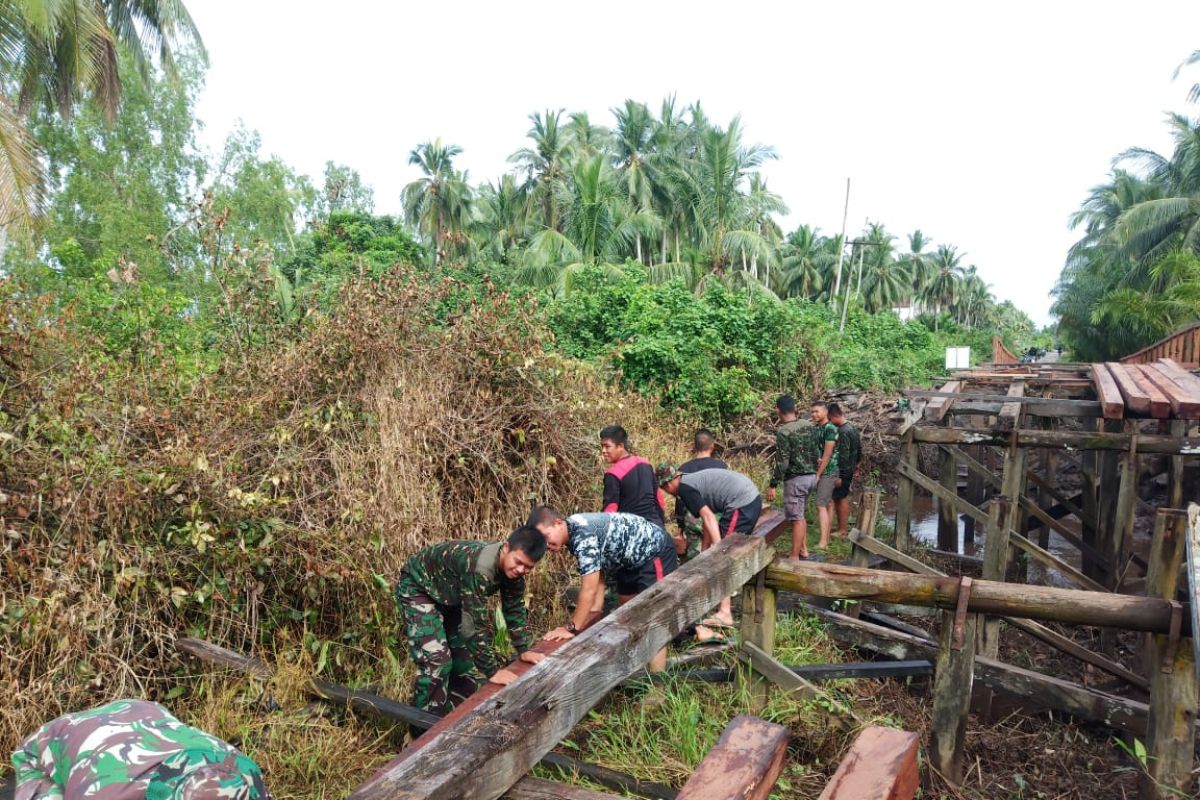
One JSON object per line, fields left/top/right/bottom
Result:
{"left": 882, "top": 493, "right": 1084, "bottom": 589}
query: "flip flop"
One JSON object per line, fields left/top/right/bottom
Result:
{"left": 693, "top": 625, "right": 729, "bottom": 644}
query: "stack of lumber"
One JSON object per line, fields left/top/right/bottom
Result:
{"left": 1091, "top": 358, "right": 1200, "bottom": 420}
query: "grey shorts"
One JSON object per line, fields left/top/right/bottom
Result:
{"left": 814, "top": 474, "right": 837, "bottom": 507}
{"left": 783, "top": 474, "right": 817, "bottom": 521}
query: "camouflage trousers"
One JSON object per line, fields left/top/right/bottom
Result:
{"left": 395, "top": 589, "right": 481, "bottom": 716}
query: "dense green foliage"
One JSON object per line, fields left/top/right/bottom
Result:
{"left": 1054, "top": 110, "right": 1200, "bottom": 360}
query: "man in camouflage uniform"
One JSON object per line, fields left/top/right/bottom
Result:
{"left": 829, "top": 402, "right": 862, "bottom": 539}
{"left": 394, "top": 525, "right": 547, "bottom": 716}
{"left": 765, "top": 395, "right": 817, "bottom": 560}
{"left": 12, "top": 699, "right": 269, "bottom": 800}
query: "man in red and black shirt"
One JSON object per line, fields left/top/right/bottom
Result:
{"left": 599, "top": 425, "right": 666, "bottom": 526}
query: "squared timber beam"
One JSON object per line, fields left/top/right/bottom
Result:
{"left": 816, "top": 726, "right": 919, "bottom": 800}
{"left": 675, "top": 715, "right": 789, "bottom": 800}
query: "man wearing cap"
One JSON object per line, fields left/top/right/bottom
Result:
{"left": 527, "top": 507, "right": 677, "bottom": 670}
{"left": 12, "top": 699, "right": 270, "bottom": 800}
{"left": 657, "top": 463, "right": 762, "bottom": 628}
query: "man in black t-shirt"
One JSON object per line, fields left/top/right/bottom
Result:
{"left": 599, "top": 425, "right": 666, "bottom": 526}
{"left": 673, "top": 428, "right": 728, "bottom": 558}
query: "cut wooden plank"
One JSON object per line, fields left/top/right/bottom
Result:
{"left": 1007, "top": 526, "right": 1108, "bottom": 594}
{"left": 1125, "top": 365, "right": 1171, "bottom": 418}
{"left": 1105, "top": 362, "right": 1151, "bottom": 415}
{"left": 505, "top": 779, "right": 628, "bottom": 800}
{"left": 765, "top": 560, "right": 1188, "bottom": 635}
{"left": 675, "top": 716, "right": 789, "bottom": 800}
{"left": 924, "top": 380, "right": 963, "bottom": 422}
{"left": 804, "top": 604, "right": 1154, "bottom": 736}
{"left": 1157, "top": 358, "right": 1200, "bottom": 399}
{"left": 997, "top": 379, "right": 1025, "bottom": 431}
{"left": 816, "top": 726, "right": 920, "bottom": 800}
{"left": 1139, "top": 364, "right": 1200, "bottom": 419}
{"left": 1024, "top": 469, "right": 1096, "bottom": 530}
{"left": 848, "top": 533, "right": 1146, "bottom": 689}
{"left": 897, "top": 460, "right": 989, "bottom": 528}
{"left": 1142, "top": 509, "right": 1197, "bottom": 799}
{"left": 348, "top": 520, "right": 787, "bottom": 800}
{"left": 1089, "top": 364, "right": 1126, "bottom": 419}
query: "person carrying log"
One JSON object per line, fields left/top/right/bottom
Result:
{"left": 394, "top": 526, "right": 548, "bottom": 716}
{"left": 599, "top": 425, "right": 666, "bottom": 526}
{"left": 764, "top": 394, "right": 816, "bottom": 560}
{"left": 527, "top": 508, "right": 678, "bottom": 671}
{"left": 656, "top": 464, "right": 762, "bottom": 629}
{"left": 12, "top": 699, "right": 270, "bottom": 800}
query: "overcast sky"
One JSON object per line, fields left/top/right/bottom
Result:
{"left": 190, "top": 1, "right": 1200, "bottom": 325}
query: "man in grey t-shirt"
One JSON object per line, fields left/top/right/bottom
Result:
{"left": 656, "top": 464, "right": 762, "bottom": 629}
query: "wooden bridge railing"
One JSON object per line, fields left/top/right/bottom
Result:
{"left": 1120, "top": 322, "right": 1200, "bottom": 366}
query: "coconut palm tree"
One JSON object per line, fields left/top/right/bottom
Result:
{"left": 472, "top": 174, "right": 531, "bottom": 264}
{"left": 779, "top": 225, "right": 834, "bottom": 299}
{"left": 0, "top": 0, "right": 205, "bottom": 238}
{"left": 402, "top": 138, "right": 472, "bottom": 264}
{"left": 921, "top": 244, "right": 965, "bottom": 330}
{"left": 564, "top": 111, "right": 610, "bottom": 159}
{"left": 509, "top": 109, "right": 570, "bottom": 232}
{"left": 899, "top": 230, "right": 935, "bottom": 310}
{"left": 951, "top": 265, "right": 993, "bottom": 328}
{"left": 1112, "top": 114, "right": 1200, "bottom": 262}
{"left": 611, "top": 99, "right": 660, "bottom": 263}
{"left": 518, "top": 155, "right": 660, "bottom": 294}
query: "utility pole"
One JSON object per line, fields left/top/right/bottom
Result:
{"left": 840, "top": 238, "right": 880, "bottom": 335}
{"left": 830, "top": 178, "right": 850, "bottom": 302}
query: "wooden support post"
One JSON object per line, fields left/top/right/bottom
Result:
{"left": 846, "top": 492, "right": 880, "bottom": 620}
{"left": 978, "top": 497, "right": 1009, "bottom": 661}
{"left": 1169, "top": 420, "right": 1187, "bottom": 509}
{"left": 894, "top": 431, "right": 916, "bottom": 552}
{"left": 1038, "top": 432, "right": 1060, "bottom": 550}
{"left": 739, "top": 573, "right": 777, "bottom": 713}
{"left": 1110, "top": 443, "right": 1137, "bottom": 591}
{"left": 1081, "top": 433, "right": 1100, "bottom": 582}
{"left": 348, "top": 524, "right": 784, "bottom": 800}
{"left": 937, "top": 446, "right": 959, "bottom": 552}
{"left": 1142, "top": 509, "right": 1197, "bottom": 799}
{"left": 675, "top": 716, "right": 789, "bottom": 800}
{"left": 931, "top": 588, "right": 978, "bottom": 785}
{"left": 815, "top": 726, "right": 920, "bottom": 800}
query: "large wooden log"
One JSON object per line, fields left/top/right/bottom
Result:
{"left": 764, "top": 560, "right": 1190, "bottom": 635}
{"left": 911, "top": 426, "right": 1200, "bottom": 455}
{"left": 804, "top": 604, "right": 1153, "bottom": 736}
{"left": 1142, "top": 509, "right": 1197, "bottom": 799}
{"left": 174, "top": 639, "right": 675, "bottom": 800}
{"left": 349, "top": 528, "right": 785, "bottom": 800}
{"left": 848, "top": 533, "right": 1147, "bottom": 689}
{"left": 675, "top": 716, "right": 789, "bottom": 800}
{"left": 816, "top": 726, "right": 920, "bottom": 800}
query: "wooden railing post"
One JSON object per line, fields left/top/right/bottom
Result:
{"left": 895, "top": 431, "right": 916, "bottom": 552}
{"left": 1141, "top": 509, "right": 1197, "bottom": 799}
{"left": 740, "top": 571, "right": 777, "bottom": 713}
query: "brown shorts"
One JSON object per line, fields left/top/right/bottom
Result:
{"left": 814, "top": 474, "right": 837, "bottom": 507}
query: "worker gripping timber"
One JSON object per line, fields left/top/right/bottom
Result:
{"left": 394, "top": 526, "right": 548, "bottom": 716}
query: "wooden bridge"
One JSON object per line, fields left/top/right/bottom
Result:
{"left": 1121, "top": 322, "right": 1200, "bottom": 368}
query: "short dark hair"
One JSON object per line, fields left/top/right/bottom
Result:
{"left": 776, "top": 395, "right": 796, "bottom": 413}
{"left": 827, "top": 402, "right": 843, "bottom": 417}
{"left": 599, "top": 425, "right": 628, "bottom": 446}
{"left": 507, "top": 525, "right": 548, "bottom": 560}
{"left": 526, "top": 505, "right": 563, "bottom": 529}
{"left": 693, "top": 428, "right": 717, "bottom": 453}
{"left": 810, "top": 400, "right": 828, "bottom": 411}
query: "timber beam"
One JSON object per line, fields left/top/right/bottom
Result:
{"left": 912, "top": 426, "right": 1200, "bottom": 455}
{"left": 349, "top": 523, "right": 785, "bottom": 800}
{"left": 675, "top": 716, "right": 789, "bottom": 800}
{"left": 816, "top": 726, "right": 920, "bottom": 800}
{"left": 765, "top": 560, "right": 1191, "bottom": 635}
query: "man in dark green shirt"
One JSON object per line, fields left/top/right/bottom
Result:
{"left": 829, "top": 402, "right": 863, "bottom": 538}
{"left": 765, "top": 395, "right": 816, "bottom": 560}
{"left": 394, "top": 526, "right": 547, "bottom": 715}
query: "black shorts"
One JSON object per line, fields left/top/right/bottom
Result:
{"left": 613, "top": 536, "right": 679, "bottom": 596}
{"left": 718, "top": 495, "right": 763, "bottom": 537}
{"left": 832, "top": 469, "right": 854, "bottom": 501}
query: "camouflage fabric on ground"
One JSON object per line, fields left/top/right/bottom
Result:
{"left": 12, "top": 699, "right": 269, "bottom": 800}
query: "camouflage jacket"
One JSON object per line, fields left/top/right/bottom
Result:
{"left": 771, "top": 418, "right": 817, "bottom": 485}
{"left": 12, "top": 699, "right": 269, "bottom": 800}
{"left": 816, "top": 422, "right": 840, "bottom": 475}
{"left": 836, "top": 421, "right": 862, "bottom": 473}
{"left": 395, "top": 541, "right": 530, "bottom": 675}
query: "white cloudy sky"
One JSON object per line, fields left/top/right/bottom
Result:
{"left": 190, "top": 1, "right": 1200, "bottom": 325}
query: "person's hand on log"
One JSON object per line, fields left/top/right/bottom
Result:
{"left": 765, "top": 486, "right": 777, "bottom": 504}
{"left": 672, "top": 533, "right": 687, "bottom": 556}
{"left": 543, "top": 625, "right": 576, "bottom": 642}
{"left": 489, "top": 668, "right": 519, "bottom": 685}
{"left": 519, "top": 651, "right": 545, "bottom": 665}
